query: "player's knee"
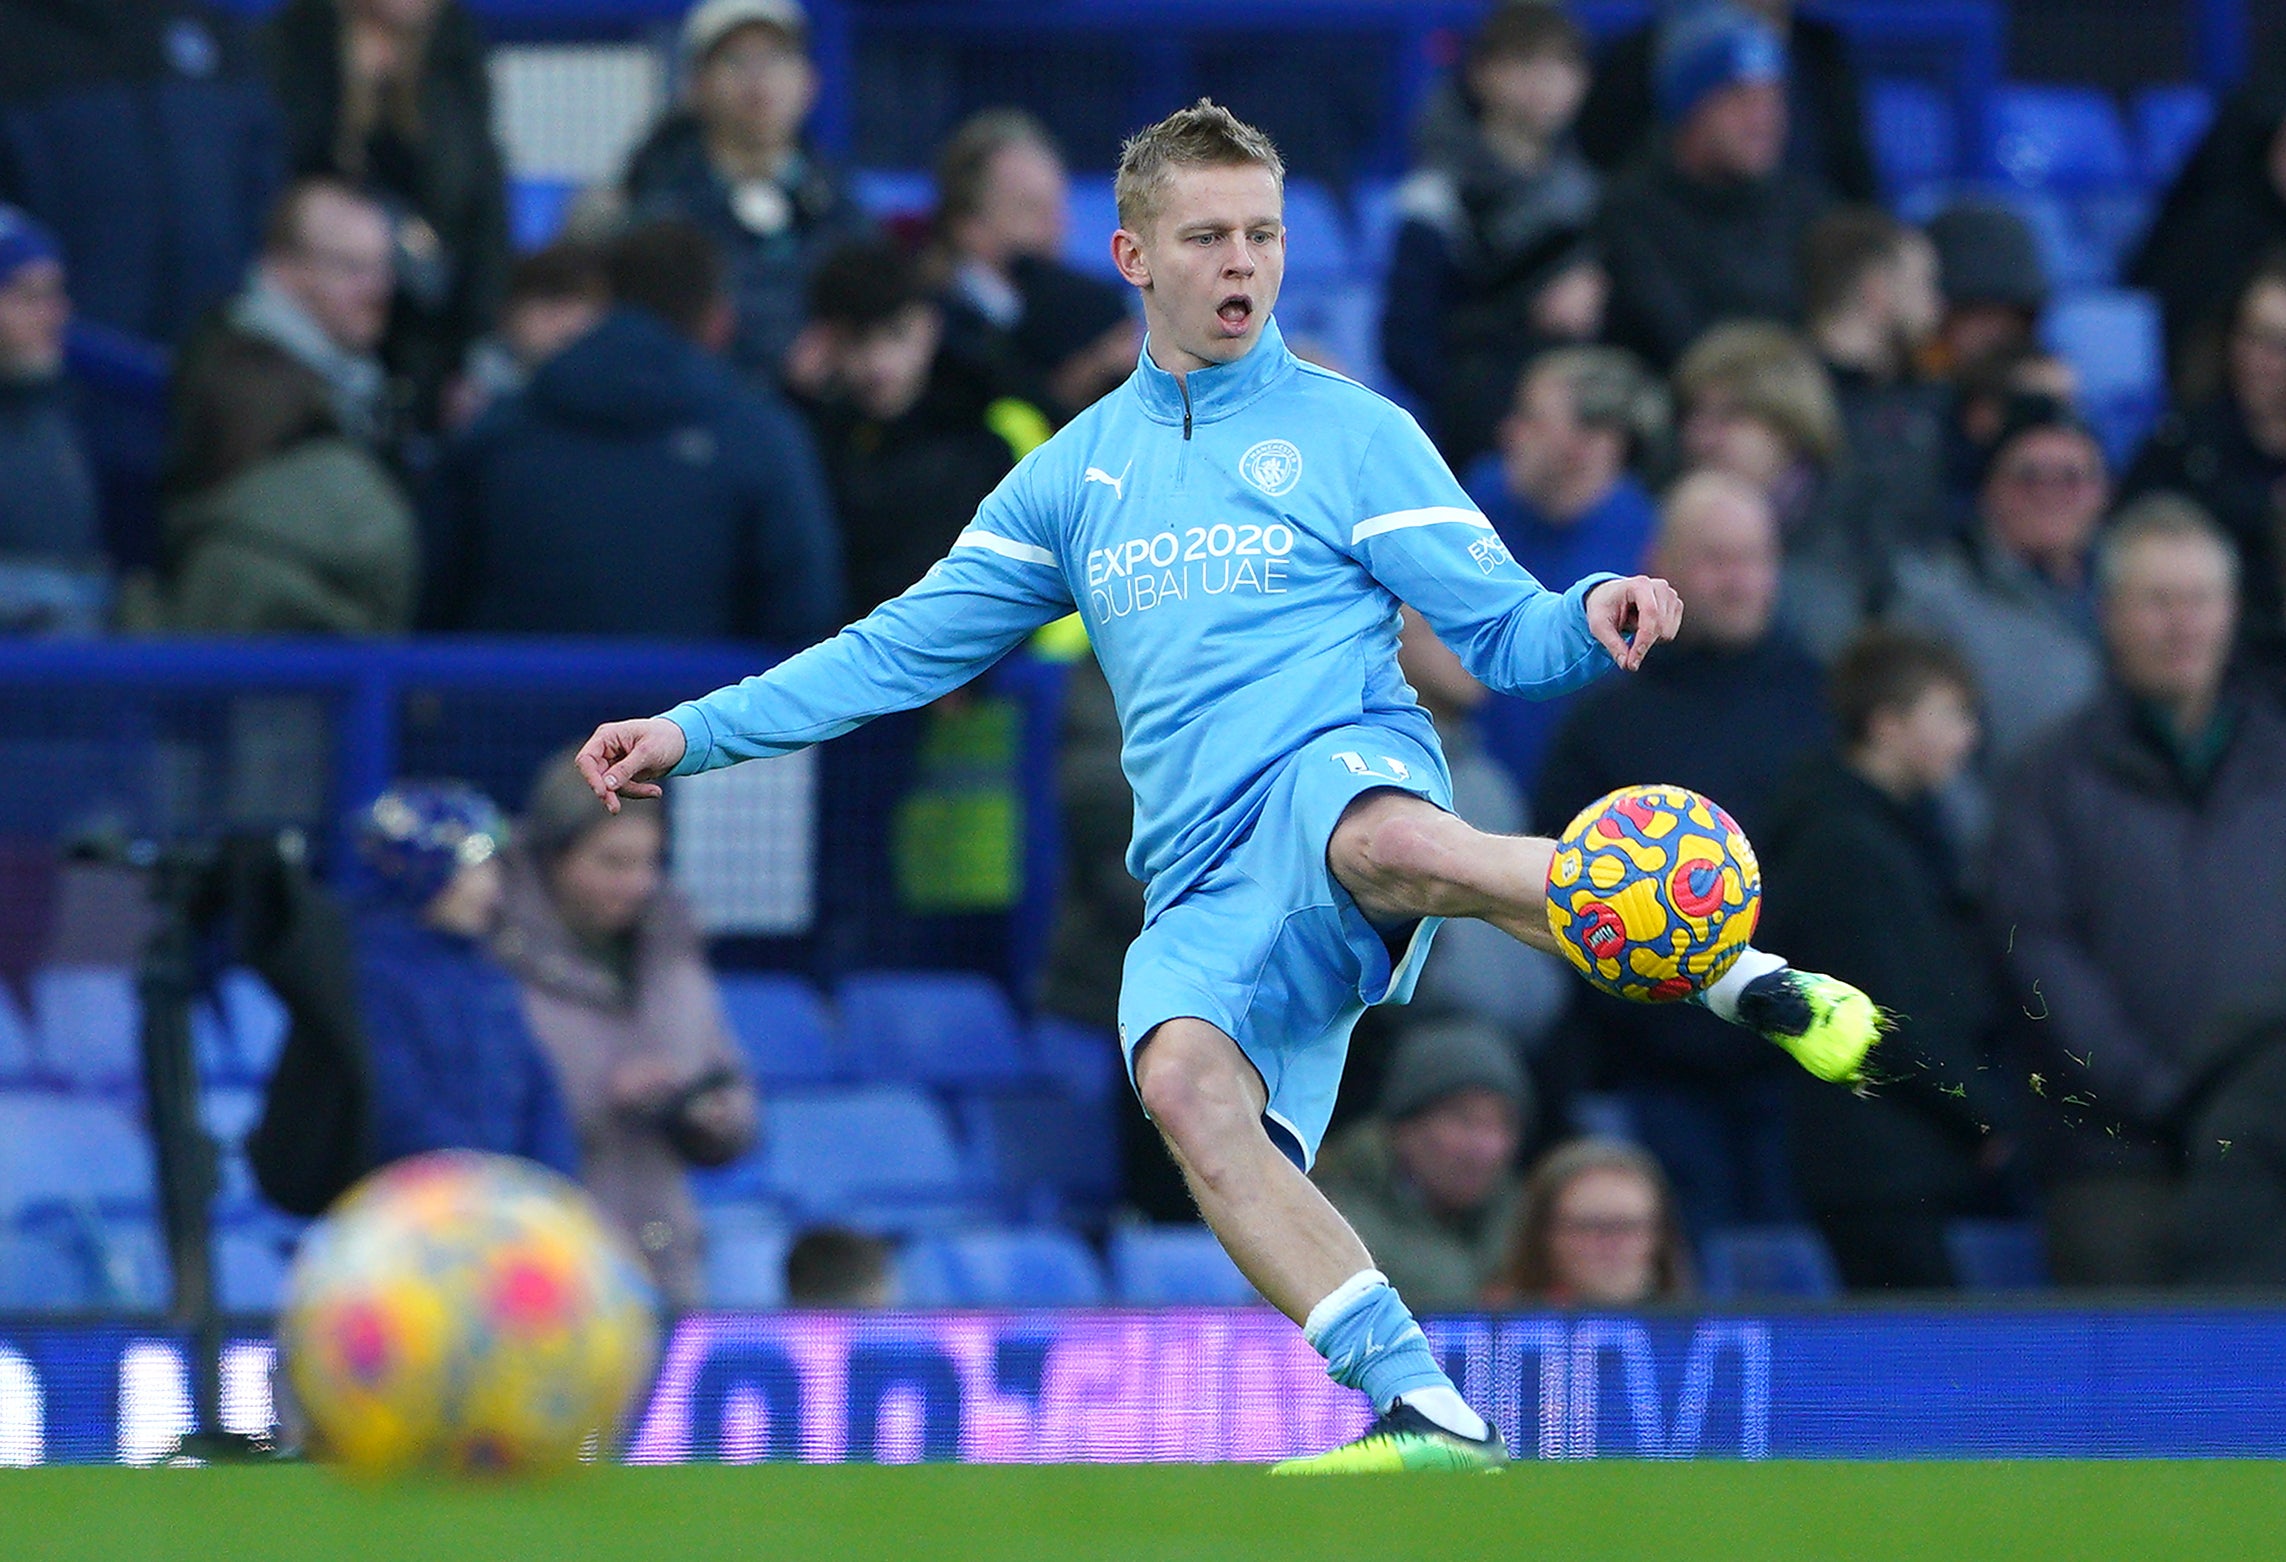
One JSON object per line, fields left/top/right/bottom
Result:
{"left": 1134, "top": 1028, "right": 1260, "bottom": 1163}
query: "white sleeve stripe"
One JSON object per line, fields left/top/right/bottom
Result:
{"left": 954, "top": 530, "right": 1057, "bottom": 567}
{"left": 1351, "top": 506, "right": 1493, "bottom": 544}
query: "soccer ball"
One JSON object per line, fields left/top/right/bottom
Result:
{"left": 279, "top": 1151, "right": 659, "bottom": 1475}
{"left": 1544, "top": 784, "right": 1760, "bottom": 1003}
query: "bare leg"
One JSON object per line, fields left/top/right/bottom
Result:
{"left": 1130, "top": 1017, "right": 1372, "bottom": 1323}
{"left": 1326, "top": 788, "right": 1564, "bottom": 954}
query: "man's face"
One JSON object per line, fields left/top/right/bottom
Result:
{"left": 1681, "top": 389, "right": 1796, "bottom": 491}
{"left": 1387, "top": 1088, "right": 1519, "bottom": 1218}
{"left": 1501, "top": 367, "right": 1582, "bottom": 507}
{"left": 966, "top": 140, "right": 1069, "bottom": 265}
{"left": 837, "top": 302, "right": 940, "bottom": 421}
{"left": 2103, "top": 535, "right": 2239, "bottom": 711}
{"left": 1653, "top": 480, "right": 1781, "bottom": 648}
{"left": 1689, "top": 80, "right": 1787, "bottom": 181}
{"left": 695, "top": 24, "right": 816, "bottom": 151}
{"left": 271, "top": 190, "right": 395, "bottom": 354}
{"left": 0, "top": 259, "right": 70, "bottom": 379}
{"left": 1887, "top": 233, "right": 1944, "bottom": 350}
{"left": 1981, "top": 427, "right": 2108, "bottom": 570}
{"left": 1114, "top": 162, "right": 1284, "bottom": 372}
{"left": 1468, "top": 52, "right": 1588, "bottom": 143}
{"left": 2227, "top": 280, "right": 2286, "bottom": 430}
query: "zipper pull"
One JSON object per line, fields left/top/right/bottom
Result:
{"left": 1178, "top": 375, "right": 1193, "bottom": 440}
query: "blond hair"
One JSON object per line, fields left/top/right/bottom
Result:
{"left": 1674, "top": 321, "right": 1845, "bottom": 468}
{"left": 1114, "top": 98, "right": 1285, "bottom": 235}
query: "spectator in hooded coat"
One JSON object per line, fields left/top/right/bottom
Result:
{"left": 0, "top": 203, "right": 108, "bottom": 631}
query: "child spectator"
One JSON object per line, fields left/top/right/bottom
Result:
{"left": 1760, "top": 629, "right": 2017, "bottom": 1289}
{"left": 623, "top": 0, "right": 873, "bottom": 387}
{"left": 0, "top": 205, "right": 108, "bottom": 632}
{"left": 447, "top": 240, "right": 610, "bottom": 430}
{"left": 494, "top": 747, "right": 758, "bottom": 1313}
{"left": 1381, "top": 4, "right": 1604, "bottom": 466}
{"left": 352, "top": 782, "right": 577, "bottom": 1177}
{"left": 1486, "top": 1139, "right": 1693, "bottom": 1307}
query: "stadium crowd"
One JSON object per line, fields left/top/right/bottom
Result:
{"left": 4, "top": 0, "right": 2286, "bottom": 1307}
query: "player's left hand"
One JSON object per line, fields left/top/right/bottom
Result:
{"left": 1585, "top": 574, "right": 1684, "bottom": 672}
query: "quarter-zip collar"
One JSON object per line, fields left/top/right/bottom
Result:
{"left": 1130, "top": 316, "right": 1297, "bottom": 435}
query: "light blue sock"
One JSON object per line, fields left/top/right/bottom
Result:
{"left": 1302, "top": 1269, "right": 1453, "bottom": 1413}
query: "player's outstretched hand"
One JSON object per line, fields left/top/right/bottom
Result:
{"left": 576, "top": 717, "right": 688, "bottom": 814}
{"left": 1585, "top": 574, "right": 1684, "bottom": 672}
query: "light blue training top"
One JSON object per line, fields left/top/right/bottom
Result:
{"left": 664, "top": 318, "right": 1620, "bottom": 920}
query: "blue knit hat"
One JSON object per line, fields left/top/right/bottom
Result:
{"left": 357, "top": 782, "right": 507, "bottom": 910}
{"left": 1655, "top": 2, "right": 1787, "bottom": 127}
{"left": 0, "top": 204, "right": 61, "bottom": 288}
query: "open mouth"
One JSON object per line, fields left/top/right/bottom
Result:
{"left": 1215, "top": 294, "right": 1254, "bottom": 330}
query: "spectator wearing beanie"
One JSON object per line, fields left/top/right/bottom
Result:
{"left": 1926, "top": 199, "right": 2050, "bottom": 383}
{"left": 0, "top": 205, "right": 109, "bottom": 632}
{"left": 1597, "top": 1, "right": 1832, "bottom": 370}
{"left": 494, "top": 747, "right": 757, "bottom": 1313}
{"left": 1312, "top": 1020, "right": 1533, "bottom": 1312}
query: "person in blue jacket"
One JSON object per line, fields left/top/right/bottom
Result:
{"left": 576, "top": 101, "right": 1878, "bottom": 1472}
{"left": 353, "top": 781, "right": 577, "bottom": 1178}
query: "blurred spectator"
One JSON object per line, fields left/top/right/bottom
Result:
{"left": 2125, "top": 253, "right": 2286, "bottom": 646}
{"left": 2129, "top": 80, "right": 2286, "bottom": 400}
{"left": 1312, "top": 1020, "right": 1532, "bottom": 1312}
{"left": 930, "top": 109, "right": 1136, "bottom": 422}
{"left": 1926, "top": 200, "right": 2048, "bottom": 382}
{"left": 623, "top": 0, "right": 872, "bottom": 387}
{"left": 786, "top": 236, "right": 1045, "bottom": 616}
{"left": 0, "top": 0, "right": 279, "bottom": 344}
{"left": 1485, "top": 1138, "right": 1693, "bottom": 1307}
{"left": 425, "top": 217, "right": 840, "bottom": 640}
{"left": 352, "top": 782, "right": 577, "bottom": 1176}
{"left": 1761, "top": 629, "right": 2016, "bottom": 1290}
{"left": 1596, "top": 2, "right": 1832, "bottom": 370}
{"left": 265, "top": 0, "right": 510, "bottom": 432}
{"left": 1575, "top": 0, "right": 1874, "bottom": 204}
{"left": 1464, "top": 346, "right": 1665, "bottom": 793}
{"left": 1803, "top": 207, "right": 1949, "bottom": 551}
{"left": 785, "top": 1226, "right": 894, "bottom": 1307}
{"left": 1534, "top": 472, "right": 1826, "bottom": 1241}
{"left": 155, "top": 330, "right": 416, "bottom": 632}
{"left": 1989, "top": 499, "right": 2286, "bottom": 1286}
{"left": 1381, "top": 5, "right": 1603, "bottom": 467}
{"left": 494, "top": 748, "right": 758, "bottom": 1313}
{"left": 447, "top": 240, "right": 609, "bottom": 430}
{"left": 1673, "top": 321, "right": 1879, "bottom": 658}
{"left": 1890, "top": 398, "right": 2107, "bottom": 773}
{"left": 2174, "top": 1003, "right": 2286, "bottom": 1286}
{"left": 176, "top": 177, "right": 398, "bottom": 459}
{"left": 1944, "top": 343, "right": 2081, "bottom": 525}
{"left": 1395, "top": 609, "right": 1570, "bottom": 1052}
{"left": 0, "top": 203, "right": 108, "bottom": 631}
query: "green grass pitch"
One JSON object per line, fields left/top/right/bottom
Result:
{"left": 4, "top": 1461, "right": 2283, "bottom": 1562}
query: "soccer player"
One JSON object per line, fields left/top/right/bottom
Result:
{"left": 576, "top": 101, "right": 1878, "bottom": 1472}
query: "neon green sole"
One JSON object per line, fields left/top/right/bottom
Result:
{"left": 1271, "top": 1432, "right": 1509, "bottom": 1476}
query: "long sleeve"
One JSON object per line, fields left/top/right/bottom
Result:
{"left": 1345, "top": 409, "right": 1617, "bottom": 702}
{"left": 665, "top": 454, "right": 1076, "bottom": 774}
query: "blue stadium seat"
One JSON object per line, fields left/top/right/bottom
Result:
{"left": 2042, "top": 287, "right": 2166, "bottom": 464}
{"left": 0, "top": 984, "right": 36, "bottom": 1082}
{"left": 1986, "top": 86, "right": 2135, "bottom": 192}
{"left": 0, "top": 1229, "right": 87, "bottom": 1310}
{"left": 836, "top": 972, "right": 1031, "bottom": 1089}
{"left": 1063, "top": 177, "right": 1121, "bottom": 278}
{"left": 717, "top": 972, "right": 841, "bottom": 1085}
{"left": 215, "top": 1224, "right": 296, "bottom": 1313}
{"left": 852, "top": 168, "right": 936, "bottom": 220}
{"left": 2135, "top": 84, "right": 2215, "bottom": 188}
{"left": 508, "top": 176, "right": 580, "bottom": 252}
{"left": 1279, "top": 178, "right": 1351, "bottom": 280}
{"left": 1350, "top": 177, "right": 1401, "bottom": 278}
{"left": 31, "top": 965, "right": 140, "bottom": 1092}
{"left": 202, "top": 1085, "right": 267, "bottom": 1218}
{"left": 1108, "top": 1224, "right": 1256, "bottom": 1305}
{"left": 0, "top": 1092, "right": 155, "bottom": 1217}
{"left": 703, "top": 1204, "right": 792, "bottom": 1309}
{"left": 900, "top": 1227, "right": 1105, "bottom": 1307}
{"left": 1869, "top": 77, "right": 1958, "bottom": 193}
{"left": 955, "top": 1089, "right": 1119, "bottom": 1221}
{"left": 15, "top": 1203, "right": 165, "bottom": 1308}
{"left": 1700, "top": 1226, "right": 1841, "bottom": 1300}
{"left": 1946, "top": 1219, "right": 2050, "bottom": 1291}
{"left": 1030, "top": 1016, "right": 1121, "bottom": 1105}
{"left": 214, "top": 969, "right": 288, "bottom": 1086}
{"left": 751, "top": 1085, "right": 980, "bottom": 1226}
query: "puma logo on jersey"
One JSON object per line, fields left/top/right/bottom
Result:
{"left": 1083, "top": 463, "right": 1130, "bottom": 499}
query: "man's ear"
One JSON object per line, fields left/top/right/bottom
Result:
{"left": 1111, "top": 226, "right": 1151, "bottom": 290}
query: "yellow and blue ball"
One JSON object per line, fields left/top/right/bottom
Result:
{"left": 280, "top": 1151, "right": 659, "bottom": 1476}
{"left": 1544, "top": 784, "right": 1760, "bottom": 1003}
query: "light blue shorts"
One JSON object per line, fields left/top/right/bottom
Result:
{"left": 1116, "top": 723, "right": 1452, "bottom": 1171}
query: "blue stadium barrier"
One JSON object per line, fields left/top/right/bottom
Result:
{"left": 900, "top": 1227, "right": 1105, "bottom": 1307}
{"left": 716, "top": 972, "right": 843, "bottom": 1085}
{"left": 2135, "top": 83, "right": 2217, "bottom": 187}
{"left": 1108, "top": 1224, "right": 1256, "bottom": 1305}
{"left": 836, "top": 971, "right": 1031, "bottom": 1089}
{"left": 1699, "top": 1225, "right": 1843, "bottom": 1302}
{"left": 1986, "top": 84, "right": 2137, "bottom": 192}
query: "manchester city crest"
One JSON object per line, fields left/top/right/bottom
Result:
{"left": 1238, "top": 439, "right": 1303, "bottom": 497}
